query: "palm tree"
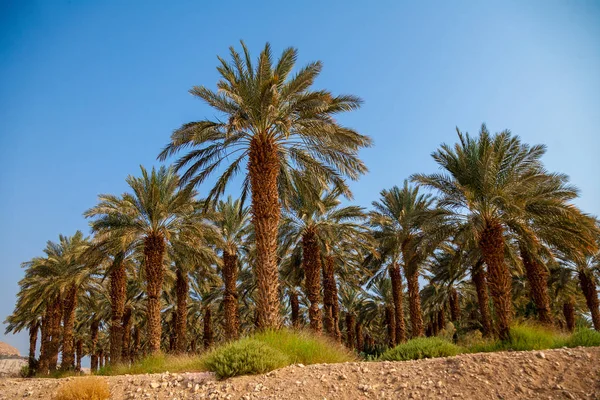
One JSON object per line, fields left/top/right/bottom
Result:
{"left": 280, "top": 177, "right": 368, "bottom": 334}
{"left": 158, "top": 42, "right": 372, "bottom": 328}
{"left": 85, "top": 166, "right": 200, "bottom": 353}
{"left": 212, "top": 196, "right": 251, "bottom": 340}
{"left": 412, "top": 124, "right": 597, "bottom": 339}
{"left": 369, "top": 181, "right": 445, "bottom": 339}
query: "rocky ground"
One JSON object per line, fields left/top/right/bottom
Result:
{"left": 1, "top": 347, "right": 598, "bottom": 399}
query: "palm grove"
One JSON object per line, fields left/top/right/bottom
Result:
{"left": 6, "top": 43, "right": 600, "bottom": 375}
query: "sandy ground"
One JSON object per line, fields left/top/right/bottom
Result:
{"left": 1, "top": 347, "right": 598, "bottom": 399}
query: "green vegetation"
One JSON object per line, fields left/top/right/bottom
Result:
{"left": 202, "top": 339, "right": 290, "bottom": 379}
{"left": 379, "top": 337, "right": 461, "bottom": 361}
{"left": 565, "top": 328, "right": 600, "bottom": 348}
{"left": 98, "top": 354, "right": 203, "bottom": 376}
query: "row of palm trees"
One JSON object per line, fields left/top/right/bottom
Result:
{"left": 6, "top": 42, "right": 600, "bottom": 375}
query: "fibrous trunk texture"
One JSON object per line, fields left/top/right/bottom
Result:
{"left": 390, "top": 263, "right": 406, "bottom": 343}
{"left": 132, "top": 325, "right": 140, "bottom": 362}
{"left": 121, "top": 306, "right": 132, "bottom": 360}
{"left": 61, "top": 284, "right": 78, "bottom": 371}
{"left": 203, "top": 307, "right": 213, "bottom": 348}
{"left": 222, "top": 251, "right": 240, "bottom": 340}
{"left": 303, "top": 229, "right": 322, "bottom": 333}
{"left": 437, "top": 309, "right": 446, "bottom": 331}
{"left": 98, "top": 349, "right": 104, "bottom": 369}
{"left": 345, "top": 313, "right": 356, "bottom": 349}
{"left": 385, "top": 305, "right": 396, "bottom": 347}
{"left": 38, "top": 313, "right": 49, "bottom": 374}
{"left": 290, "top": 292, "right": 300, "bottom": 329}
{"left": 472, "top": 261, "right": 493, "bottom": 337}
{"left": 578, "top": 269, "right": 600, "bottom": 331}
{"left": 48, "top": 295, "right": 62, "bottom": 372}
{"left": 75, "top": 339, "right": 82, "bottom": 371}
{"left": 519, "top": 244, "right": 553, "bottom": 325}
{"left": 28, "top": 321, "right": 38, "bottom": 375}
{"left": 405, "top": 267, "right": 424, "bottom": 337}
{"left": 175, "top": 267, "right": 189, "bottom": 352}
{"left": 449, "top": 287, "right": 460, "bottom": 322}
{"left": 90, "top": 318, "right": 99, "bottom": 372}
{"left": 248, "top": 136, "right": 282, "bottom": 329}
{"left": 563, "top": 297, "right": 575, "bottom": 333}
{"left": 355, "top": 323, "right": 363, "bottom": 353}
{"left": 144, "top": 234, "right": 166, "bottom": 353}
{"left": 110, "top": 260, "right": 126, "bottom": 365}
{"left": 323, "top": 255, "right": 341, "bottom": 341}
{"left": 479, "top": 221, "right": 512, "bottom": 340}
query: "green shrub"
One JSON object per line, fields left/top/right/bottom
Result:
{"left": 379, "top": 337, "right": 461, "bottom": 361}
{"left": 201, "top": 339, "right": 289, "bottom": 379}
{"left": 566, "top": 329, "right": 600, "bottom": 348}
{"left": 468, "top": 323, "right": 568, "bottom": 353}
{"left": 250, "top": 329, "right": 355, "bottom": 365}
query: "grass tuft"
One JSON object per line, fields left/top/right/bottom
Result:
{"left": 565, "top": 328, "right": 600, "bottom": 348}
{"left": 98, "top": 354, "right": 203, "bottom": 376}
{"left": 379, "top": 337, "right": 461, "bottom": 361}
{"left": 53, "top": 377, "right": 110, "bottom": 400}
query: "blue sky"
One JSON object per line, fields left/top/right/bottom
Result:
{"left": 1, "top": 1, "right": 599, "bottom": 356}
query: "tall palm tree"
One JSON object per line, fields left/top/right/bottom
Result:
{"left": 412, "top": 124, "right": 597, "bottom": 339}
{"left": 212, "top": 196, "right": 251, "bottom": 340}
{"left": 85, "top": 166, "right": 200, "bottom": 353}
{"left": 158, "top": 42, "right": 372, "bottom": 328}
{"left": 369, "top": 181, "right": 445, "bottom": 339}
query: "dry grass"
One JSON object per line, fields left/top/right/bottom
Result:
{"left": 53, "top": 376, "right": 110, "bottom": 400}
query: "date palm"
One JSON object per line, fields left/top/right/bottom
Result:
{"left": 85, "top": 166, "right": 200, "bottom": 353}
{"left": 412, "top": 124, "right": 596, "bottom": 339}
{"left": 369, "top": 181, "right": 446, "bottom": 339}
{"left": 211, "top": 196, "right": 251, "bottom": 340}
{"left": 158, "top": 42, "right": 372, "bottom": 328}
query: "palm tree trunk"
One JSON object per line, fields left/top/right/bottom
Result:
{"left": 109, "top": 259, "right": 126, "bottom": 364}
{"left": 390, "top": 263, "right": 407, "bottom": 343}
{"left": 75, "top": 339, "right": 83, "bottom": 372}
{"left": 323, "top": 255, "right": 341, "bottom": 341}
{"left": 519, "top": 244, "right": 553, "bottom": 325}
{"left": 345, "top": 313, "right": 356, "bottom": 349}
{"left": 203, "top": 307, "right": 213, "bottom": 348}
{"left": 132, "top": 325, "right": 140, "bottom": 362}
{"left": 144, "top": 234, "right": 166, "bottom": 354}
{"left": 121, "top": 306, "right": 132, "bottom": 361}
{"left": 48, "top": 296, "right": 62, "bottom": 372}
{"left": 222, "top": 251, "right": 240, "bottom": 340}
{"left": 437, "top": 309, "right": 446, "bottom": 331}
{"left": 98, "top": 349, "right": 104, "bottom": 369}
{"left": 61, "top": 285, "right": 78, "bottom": 371}
{"left": 472, "top": 261, "right": 493, "bottom": 337}
{"left": 28, "top": 321, "right": 38, "bottom": 375}
{"left": 578, "top": 269, "right": 600, "bottom": 331}
{"left": 405, "top": 267, "right": 424, "bottom": 337}
{"left": 175, "top": 267, "right": 189, "bottom": 352}
{"left": 302, "top": 229, "right": 323, "bottom": 333}
{"left": 479, "top": 221, "right": 513, "bottom": 340}
{"left": 38, "top": 313, "right": 49, "bottom": 375}
{"left": 248, "top": 136, "right": 282, "bottom": 329}
{"left": 563, "top": 297, "right": 575, "bottom": 333}
{"left": 355, "top": 322, "right": 363, "bottom": 353}
{"left": 290, "top": 291, "right": 300, "bottom": 329}
{"left": 385, "top": 306, "right": 396, "bottom": 347}
{"left": 449, "top": 287, "right": 460, "bottom": 323}
{"left": 90, "top": 318, "right": 99, "bottom": 372}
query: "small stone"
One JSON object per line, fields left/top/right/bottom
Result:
{"left": 149, "top": 382, "right": 160, "bottom": 389}
{"left": 536, "top": 352, "right": 546, "bottom": 359}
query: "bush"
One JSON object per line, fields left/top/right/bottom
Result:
{"left": 566, "top": 329, "right": 600, "bottom": 348}
{"left": 379, "top": 337, "right": 461, "bottom": 361}
{"left": 250, "top": 329, "right": 355, "bottom": 365}
{"left": 53, "top": 377, "right": 110, "bottom": 400}
{"left": 201, "top": 339, "right": 290, "bottom": 379}
{"left": 468, "top": 323, "right": 568, "bottom": 353}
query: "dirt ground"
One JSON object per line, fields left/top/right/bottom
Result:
{"left": 1, "top": 347, "right": 598, "bottom": 399}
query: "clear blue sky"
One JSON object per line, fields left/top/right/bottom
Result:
{"left": 1, "top": 1, "right": 599, "bottom": 356}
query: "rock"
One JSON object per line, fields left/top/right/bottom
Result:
{"left": 150, "top": 381, "right": 160, "bottom": 389}
{"left": 536, "top": 352, "right": 546, "bottom": 359}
